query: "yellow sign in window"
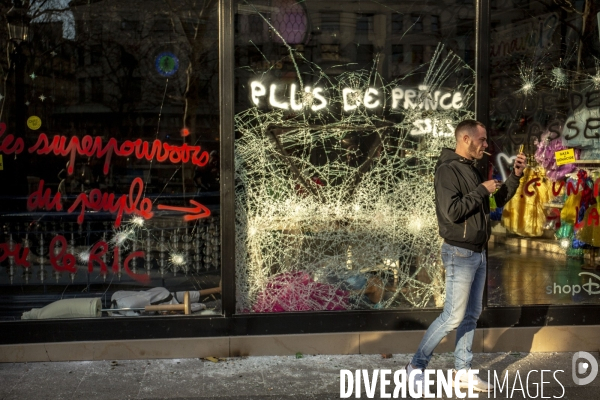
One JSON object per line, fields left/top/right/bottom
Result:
{"left": 0, "top": 154, "right": 3, "bottom": 170}
{"left": 27, "top": 116, "right": 42, "bottom": 130}
{"left": 555, "top": 148, "right": 576, "bottom": 166}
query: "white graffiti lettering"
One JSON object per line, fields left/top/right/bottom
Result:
{"left": 495, "top": 152, "right": 517, "bottom": 182}
{"left": 409, "top": 118, "right": 454, "bottom": 137}
{"left": 249, "top": 80, "right": 463, "bottom": 112}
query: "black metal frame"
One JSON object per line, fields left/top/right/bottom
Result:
{"left": 474, "top": 0, "right": 490, "bottom": 127}
{"left": 220, "top": 0, "right": 236, "bottom": 318}
{"left": 475, "top": 0, "right": 491, "bottom": 310}
{"left": 2, "top": 305, "right": 600, "bottom": 344}
{"left": 1, "top": 0, "right": 599, "bottom": 346}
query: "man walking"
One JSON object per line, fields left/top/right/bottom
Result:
{"left": 406, "top": 119, "right": 526, "bottom": 393}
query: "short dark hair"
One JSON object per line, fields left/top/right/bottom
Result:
{"left": 455, "top": 119, "right": 485, "bottom": 140}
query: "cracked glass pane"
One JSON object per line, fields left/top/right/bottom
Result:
{"left": 234, "top": 0, "right": 476, "bottom": 312}
{"left": 0, "top": 0, "right": 222, "bottom": 320}
{"left": 488, "top": 0, "right": 600, "bottom": 306}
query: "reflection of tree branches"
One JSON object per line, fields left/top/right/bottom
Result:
{"left": 28, "top": 0, "right": 56, "bottom": 20}
{"left": 163, "top": 0, "right": 218, "bottom": 143}
{"left": 553, "top": 0, "right": 586, "bottom": 14}
{"left": 101, "top": 42, "right": 138, "bottom": 114}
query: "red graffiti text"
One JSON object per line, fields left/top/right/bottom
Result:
{"left": 0, "top": 241, "right": 30, "bottom": 268}
{"left": 28, "top": 133, "right": 210, "bottom": 175}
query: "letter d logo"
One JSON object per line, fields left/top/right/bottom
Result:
{"left": 572, "top": 351, "right": 598, "bottom": 385}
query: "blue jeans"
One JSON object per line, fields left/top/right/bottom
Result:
{"left": 411, "top": 242, "right": 486, "bottom": 371}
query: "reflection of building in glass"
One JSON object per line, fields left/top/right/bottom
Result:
{"left": 25, "top": 0, "right": 221, "bottom": 195}
{"left": 0, "top": 1, "right": 222, "bottom": 307}
{"left": 235, "top": 0, "right": 476, "bottom": 86}
{"left": 487, "top": 0, "right": 600, "bottom": 306}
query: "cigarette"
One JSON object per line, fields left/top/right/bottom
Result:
{"left": 482, "top": 151, "right": 491, "bottom": 156}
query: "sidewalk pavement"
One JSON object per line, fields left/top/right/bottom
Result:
{"left": 1, "top": 351, "right": 598, "bottom": 399}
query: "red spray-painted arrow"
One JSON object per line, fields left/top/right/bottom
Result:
{"left": 157, "top": 200, "right": 211, "bottom": 221}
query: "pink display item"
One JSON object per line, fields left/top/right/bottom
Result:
{"left": 252, "top": 271, "right": 350, "bottom": 313}
{"left": 534, "top": 132, "right": 579, "bottom": 181}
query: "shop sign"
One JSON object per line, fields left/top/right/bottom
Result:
{"left": 546, "top": 272, "right": 600, "bottom": 296}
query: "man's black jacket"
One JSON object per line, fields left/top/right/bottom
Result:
{"left": 434, "top": 148, "right": 521, "bottom": 252}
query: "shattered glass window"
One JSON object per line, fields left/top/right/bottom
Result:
{"left": 234, "top": 0, "right": 476, "bottom": 312}
{"left": 488, "top": 0, "right": 600, "bottom": 306}
{"left": 0, "top": 0, "right": 222, "bottom": 320}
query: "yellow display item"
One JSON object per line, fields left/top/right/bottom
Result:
{"left": 577, "top": 203, "right": 600, "bottom": 247}
{"left": 502, "top": 168, "right": 553, "bottom": 237}
{"left": 560, "top": 181, "right": 582, "bottom": 224}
